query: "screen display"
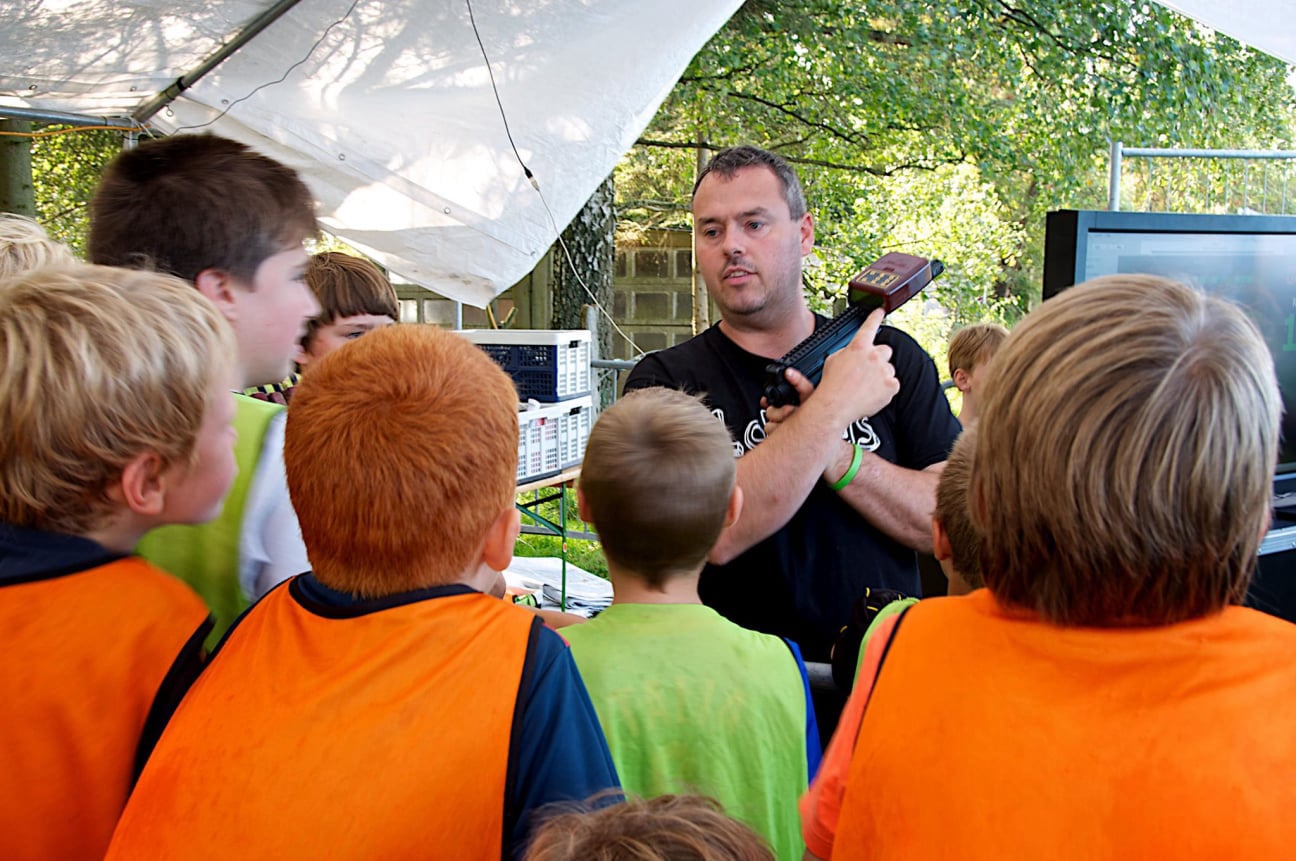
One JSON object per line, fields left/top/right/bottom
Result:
{"left": 1080, "top": 228, "right": 1296, "bottom": 471}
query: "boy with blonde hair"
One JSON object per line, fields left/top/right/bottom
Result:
{"left": 947, "top": 322, "right": 1008, "bottom": 425}
{"left": 565, "top": 387, "right": 819, "bottom": 861}
{"left": 89, "top": 133, "right": 322, "bottom": 634}
{"left": 0, "top": 213, "right": 74, "bottom": 277}
{"left": 828, "top": 275, "right": 1296, "bottom": 859}
{"left": 0, "top": 264, "right": 237, "bottom": 860}
{"left": 108, "top": 325, "right": 619, "bottom": 859}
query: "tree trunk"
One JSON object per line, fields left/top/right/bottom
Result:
{"left": 553, "top": 172, "right": 615, "bottom": 406}
{"left": 0, "top": 120, "right": 36, "bottom": 216}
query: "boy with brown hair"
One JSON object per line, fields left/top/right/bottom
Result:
{"left": 805, "top": 428, "right": 984, "bottom": 859}
{"left": 0, "top": 264, "right": 237, "bottom": 860}
{"left": 564, "top": 387, "right": 819, "bottom": 861}
{"left": 828, "top": 275, "right": 1296, "bottom": 858}
{"left": 88, "top": 133, "right": 322, "bottom": 632}
{"left": 107, "top": 325, "right": 619, "bottom": 859}
{"left": 525, "top": 794, "right": 775, "bottom": 861}
{"left": 245, "top": 251, "right": 399, "bottom": 404}
{"left": 947, "top": 322, "right": 1008, "bottom": 425}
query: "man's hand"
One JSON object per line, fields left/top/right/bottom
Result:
{"left": 812, "top": 306, "right": 899, "bottom": 427}
{"left": 761, "top": 307, "right": 898, "bottom": 439}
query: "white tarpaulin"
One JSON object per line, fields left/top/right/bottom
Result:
{"left": 0, "top": 0, "right": 741, "bottom": 306}
{"left": 1155, "top": 0, "right": 1296, "bottom": 67}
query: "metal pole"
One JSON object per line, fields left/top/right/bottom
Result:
{"left": 132, "top": 0, "right": 308, "bottom": 123}
{"left": 1108, "top": 140, "right": 1122, "bottom": 211}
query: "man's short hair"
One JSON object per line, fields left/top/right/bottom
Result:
{"left": 88, "top": 134, "right": 318, "bottom": 284}
{"left": 524, "top": 793, "right": 774, "bottom": 861}
{"left": 302, "top": 252, "right": 400, "bottom": 350}
{"left": 0, "top": 214, "right": 75, "bottom": 279}
{"left": 972, "top": 274, "right": 1280, "bottom": 626}
{"left": 580, "top": 388, "right": 736, "bottom": 588}
{"left": 948, "top": 322, "right": 1009, "bottom": 378}
{"left": 0, "top": 264, "right": 235, "bottom": 535}
{"left": 693, "top": 146, "right": 808, "bottom": 220}
{"left": 285, "top": 325, "right": 519, "bottom": 596}
{"left": 934, "top": 428, "right": 983, "bottom": 590}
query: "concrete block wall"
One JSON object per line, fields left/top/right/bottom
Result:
{"left": 390, "top": 229, "right": 705, "bottom": 365}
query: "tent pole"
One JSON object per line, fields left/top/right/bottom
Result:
{"left": 132, "top": 0, "right": 309, "bottom": 123}
{"left": 0, "top": 107, "right": 142, "bottom": 131}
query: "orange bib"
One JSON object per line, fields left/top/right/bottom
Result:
{"left": 108, "top": 582, "right": 535, "bottom": 859}
{"left": 835, "top": 592, "right": 1296, "bottom": 859}
{"left": 0, "top": 557, "right": 209, "bottom": 861}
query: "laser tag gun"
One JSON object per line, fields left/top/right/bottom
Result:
{"left": 763, "top": 252, "right": 944, "bottom": 407}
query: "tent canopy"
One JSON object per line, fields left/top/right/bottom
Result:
{"left": 2, "top": 1, "right": 1291, "bottom": 306}
{"left": 0, "top": 0, "right": 740, "bottom": 306}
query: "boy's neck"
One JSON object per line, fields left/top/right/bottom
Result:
{"left": 608, "top": 561, "right": 703, "bottom": 606}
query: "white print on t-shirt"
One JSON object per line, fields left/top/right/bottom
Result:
{"left": 712, "top": 408, "right": 881, "bottom": 457}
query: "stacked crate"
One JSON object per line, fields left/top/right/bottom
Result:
{"left": 458, "top": 330, "right": 597, "bottom": 484}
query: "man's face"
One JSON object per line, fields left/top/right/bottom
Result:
{"left": 230, "top": 244, "right": 319, "bottom": 387}
{"left": 692, "top": 165, "right": 813, "bottom": 326}
{"left": 298, "top": 313, "right": 395, "bottom": 370}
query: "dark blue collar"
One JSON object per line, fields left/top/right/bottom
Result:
{"left": 0, "top": 522, "right": 125, "bottom": 586}
{"left": 290, "top": 572, "right": 480, "bottom": 619}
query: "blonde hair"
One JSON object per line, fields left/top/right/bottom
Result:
{"left": 0, "top": 264, "right": 235, "bottom": 534}
{"left": 284, "top": 325, "right": 519, "bottom": 595}
{"left": 948, "top": 322, "right": 1009, "bottom": 378}
{"left": 525, "top": 794, "right": 774, "bottom": 861}
{"left": 934, "top": 427, "right": 982, "bottom": 590}
{"left": 580, "top": 388, "right": 735, "bottom": 587}
{"left": 0, "top": 214, "right": 75, "bottom": 278}
{"left": 972, "top": 275, "right": 1279, "bottom": 625}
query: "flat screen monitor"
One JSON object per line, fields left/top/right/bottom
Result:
{"left": 1043, "top": 209, "right": 1296, "bottom": 479}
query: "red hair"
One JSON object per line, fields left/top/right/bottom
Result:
{"left": 285, "top": 325, "right": 519, "bottom": 595}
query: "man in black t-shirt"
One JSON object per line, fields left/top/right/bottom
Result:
{"left": 622, "top": 146, "right": 960, "bottom": 664}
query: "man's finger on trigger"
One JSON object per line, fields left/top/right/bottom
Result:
{"left": 856, "top": 307, "right": 886, "bottom": 344}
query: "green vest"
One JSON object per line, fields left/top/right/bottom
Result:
{"left": 564, "top": 603, "right": 810, "bottom": 861}
{"left": 136, "top": 395, "right": 284, "bottom": 648}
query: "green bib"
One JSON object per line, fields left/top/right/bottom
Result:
{"left": 136, "top": 395, "right": 284, "bottom": 647}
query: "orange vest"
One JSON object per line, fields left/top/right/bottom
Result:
{"left": 0, "top": 557, "right": 209, "bottom": 861}
{"left": 834, "top": 591, "right": 1296, "bottom": 860}
{"left": 107, "top": 581, "right": 536, "bottom": 860}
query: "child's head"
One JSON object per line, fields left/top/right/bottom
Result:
{"left": 578, "top": 388, "right": 739, "bottom": 588}
{"left": 297, "top": 252, "right": 399, "bottom": 370}
{"left": 524, "top": 794, "right": 774, "bottom": 861}
{"left": 972, "top": 274, "right": 1279, "bottom": 626}
{"left": 0, "top": 214, "right": 75, "bottom": 278}
{"left": 284, "top": 325, "right": 520, "bottom": 596}
{"left": 948, "top": 322, "right": 1008, "bottom": 424}
{"left": 932, "top": 428, "right": 982, "bottom": 596}
{"left": 0, "top": 264, "right": 237, "bottom": 543}
{"left": 87, "top": 133, "right": 321, "bottom": 389}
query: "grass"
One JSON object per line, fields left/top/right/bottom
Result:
{"left": 513, "top": 486, "right": 609, "bottom": 578}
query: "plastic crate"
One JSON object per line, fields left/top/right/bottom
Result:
{"left": 517, "top": 402, "right": 563, "bottom": 484}
{"left": 459, "top": 329, "right": 592, "bottom": 402}
{"left": 555, "top": 395, "right": 596, "bottom": 469}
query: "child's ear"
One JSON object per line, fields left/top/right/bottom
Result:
{"left": 195, "top": 268, "right": 239, "bottom": 324}
{"left": 118, "top": 451, "right": 168, "bottom": 517}
{"left": 931, "top": 517, "right": 953, "bottom": 563}
{"left": 723, "top": 484, "right": 744, "bottom": 529}
{"left": 952, "top": 367, "right": 972, "bottom": 394}
{"left": 481, "top": 507, "right": 521, "bottom": 573}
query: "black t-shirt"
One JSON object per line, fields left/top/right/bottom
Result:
{"left": 623, "top": 318, "right": 961, "bottom": 660}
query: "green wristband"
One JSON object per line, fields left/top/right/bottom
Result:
{"left": 830, "top": 443, "right": 864, "bottom": 492}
